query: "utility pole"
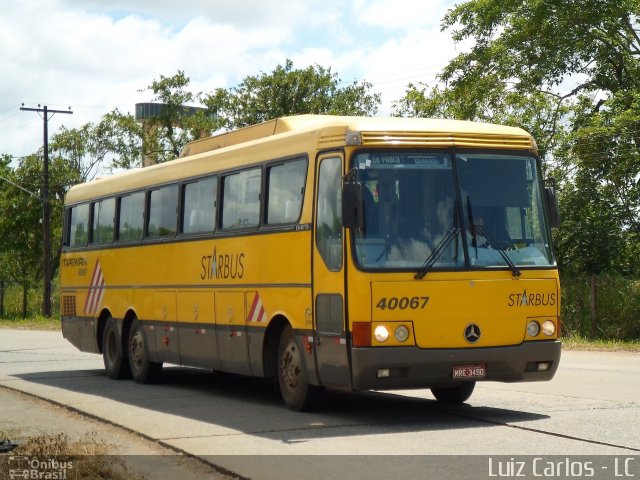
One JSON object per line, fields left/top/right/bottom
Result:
{"left": 20, "top": 104, "right": 73, "bottom": 317}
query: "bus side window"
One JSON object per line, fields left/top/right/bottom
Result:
{"left": 182, "top": 176, "right": 217, "bottom": 234}
{"left": 147, "top": 184, "right": 178, "bottom": 238}
{"left": 68, "top": 203, "right": 89, "bottom": 247}
{"left": 90, "top": 197, "right": 115, "bottom": 244}
{"left": 316, "top": 157, "right": 343, "bottom": 271}
{"left": 117, "top": 191, "right": 144, "bottom": 242}
{"left": 221, "top": 168, "right": 261, "bottom": 230}
{"left": 266, "top": 158, "right": 307, "bottom": 225}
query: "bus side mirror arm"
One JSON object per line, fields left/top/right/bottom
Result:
{"left": 544, "top": 179, "right": 561, "bottom": 229}
{"left": 342, "top": 182, "right": 364, "bottom": 229}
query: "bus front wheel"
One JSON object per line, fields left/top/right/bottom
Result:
{"left": 431, "top": 381, "right": 476, "bottom": 404}
{"left": 277, "top": 326, "right": 317, "bottom": 411}
{"left": 102, "top": 316, "right": 130, "bottom": 379}
{"left": 128, "top": 319, "right": 162, "bottom": 384}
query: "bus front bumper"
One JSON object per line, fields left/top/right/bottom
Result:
{"left": 350, "top": 340, "right": 561, "bottom": 391}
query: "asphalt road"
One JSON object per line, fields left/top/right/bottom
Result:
{"left": 0, "top": 329, "right": 638, "bottom": 480}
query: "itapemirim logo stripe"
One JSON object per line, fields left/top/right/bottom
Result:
{"left": 84, "top": 260, "right": 105, "bottom": 315}
{"left": 247, "top": 291, "right": 267, "bottom": 323}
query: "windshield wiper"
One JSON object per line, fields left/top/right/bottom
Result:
{"left": 415, "top": 227, "right": 460, "bottom": 280}
{"left": 474, "top": 224, "right": 521, "bottom": 277}
{"left": 465, "top": 195, "right": 520, "bottom": 277}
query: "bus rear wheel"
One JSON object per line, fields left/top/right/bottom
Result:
{"left": 277, "top": 325, "right": 317, "bottom": 411}
{"left": 128, "top": 319, "right": 162, "bottom": 384}
{"left": 102, "top": 316, "right": 130, "bottom": 379}
{"left": 431, "top": 381, "right": 476, "bottom": 404}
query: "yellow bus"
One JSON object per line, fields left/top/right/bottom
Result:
{"left": 60, "top": 115, "right": 561, "bottom": 410}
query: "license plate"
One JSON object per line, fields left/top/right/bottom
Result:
{"left": 452, "top": 364, "right": 486, "bottom": 379}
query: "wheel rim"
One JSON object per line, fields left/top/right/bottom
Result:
{"left": 130, "top": 329, "right": 144, "bottom": 369}
{"left": 281, "top": 340, "right": 301, "bottom": 390}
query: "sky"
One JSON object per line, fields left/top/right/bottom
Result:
{"left": 0, "top": 0, "right": 463, "bottom": 162}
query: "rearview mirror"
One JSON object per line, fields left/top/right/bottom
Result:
{"left": 544, "top": 181, "right": 561, "bottom": 229}
{"left": 342, "top": 182, "right": 364, "bottom": 229}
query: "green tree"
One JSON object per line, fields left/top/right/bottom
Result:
{"left": 50, "top": 109, "right": 143, "bottom": 180}
{"left": 51, "top": 72, "right": 222, "bottom": 172}
{"left": 53, "top": 64, "right": 380, "bottom": 172}
{"left": 0, "top": 153, "right": 80, "bottom": 317}
{"left": 394, "top": 0, "right": 640, "bottom": 276}
{"left": 393, "top": 84, "right": 568, "bottom": 161}
{"left": 207, "top": 59, "right": 381, "bottom": 129}
{"left": 140, "top": 71, "right": 223, "bottom": 164}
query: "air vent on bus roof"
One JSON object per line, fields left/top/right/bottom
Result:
{"left": 359, "top": 131, "right": 534, "bottom": 151}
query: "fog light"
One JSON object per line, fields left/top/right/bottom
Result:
{"left": 542, "top": 320, "right": 556, "bottom": 336}
{"left": 394, "top": 325, "right": 410, "bottom": 342}
{"left": 527, "top": 320, "right": 540, "bottom": 337}
{"left": 374, "top": 325, "right": 389, "bottom": 342}
{"left": 537, "top": 362, "right": 551, "bottom": 371}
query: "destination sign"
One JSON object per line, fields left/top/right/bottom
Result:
{"left": 357, "top": 153, "right": 451, "bottom": 170}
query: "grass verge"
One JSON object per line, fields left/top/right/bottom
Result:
{"left": 561, "top": 335, "right": 640, "bottom": 353}
{"left": 0, "top": 316, "right": 61, "bottom": 330}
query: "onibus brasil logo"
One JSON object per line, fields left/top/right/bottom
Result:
{"left": 8, "top": 456, "right": 74, "bottom": 479}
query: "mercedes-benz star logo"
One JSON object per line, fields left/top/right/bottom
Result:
{"left": 464, "top": 323, "right": 481, "bottom": 344}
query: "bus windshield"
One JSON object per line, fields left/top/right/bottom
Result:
{"left": 352, "top": 151, "right": 554, "bottom": 271}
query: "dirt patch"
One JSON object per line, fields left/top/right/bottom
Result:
{"left": 0, "top": 386, "right": 232, "bottom": 480}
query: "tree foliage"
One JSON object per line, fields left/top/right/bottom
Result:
{"left": 140, "top": 71, "right": 224, "bottom": 163}
{"left": 50, "top": 60, "right": 380, "bottom": 172}
{"left": 0, "top": 152, "right": 79, "bottom": 315}
{"left": 394, "top": 0, "right": 640, "bottom": 276}
{"left": 208, "top": 59, "right": 381, "bottom": 129}
{"left": 50, "top": 109, "right": 143, "bottom": 180}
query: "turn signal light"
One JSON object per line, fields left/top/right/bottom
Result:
{"left": 542, "top": 320, "right": 556, "bottom": 336}
{"left": 352, "top": 322, "right": 371, "bottom": 347}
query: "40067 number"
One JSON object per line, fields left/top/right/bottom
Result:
{"left": 375, "top": 296, "right": 429, "bottom": 311}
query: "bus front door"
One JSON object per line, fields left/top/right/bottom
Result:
{"left": 312, "top": 154, "right": 351, "bottom": 389}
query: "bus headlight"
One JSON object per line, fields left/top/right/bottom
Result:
{"left": 527, "top": 320, "right": 540, "bottom": 337}
{"left": 542, "top": 320, "right": 556, "bottom": 336}
{"left": 374, "top": 325, "right": 389, "bottom": 342}
{"left": 394, "top": 325, "right": 410, "bottom": 343}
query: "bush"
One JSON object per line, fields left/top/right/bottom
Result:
{"left": 0, "top": 279, "right": 60, "bottom": 319}
{"left": 561, "top": 275, "right": 640, "bottom": 340}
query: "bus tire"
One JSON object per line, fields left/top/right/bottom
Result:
{"left": 431, "top": 381, "right": 476, "bottom": 404}
{"left": 102, "top": 316, "right": 130, "bottom": 379}
{"left": 128, "top": 319, "right": 162, "bottom": 384}
{"left": 277, "top": 325, "right": 317, "bottom": 411}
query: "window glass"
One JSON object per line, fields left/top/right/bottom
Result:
{"left": 148, "top": 184, "right": 178, "bottom": 237}
{"left": 351, "top": 151, "right": 553, "bottom": 271}
{"left": 69, "top": 203, "right": 89, "bottom": 247}
{"left": 183, "top": 176, "right": 217, "bottom": 234}
{"left": 456, "top": 153, "right": 553, "bottom": 267}
{"left": 267, "top": 159, "right": 306, "bottom": 224}
{"left": 316, "top": 157, "right": 343, "bottom": 271}
{"left": 118, "top": 191, "right": 144, "bottom": 241}
{"left": 353, "top": 152, "right": 462, "bottom": 269}
{"left": 222, "top": 168, "right": 261, "bottom": 229}
{"left": 90, "top": 198, "right": 115, "bottom": 244}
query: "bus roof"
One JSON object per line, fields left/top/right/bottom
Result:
{"left": 65, "top": 115, "right": 535, "bottom": 205}
{"left": 180, "top": 115, "right": 534, "bottom": 156}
